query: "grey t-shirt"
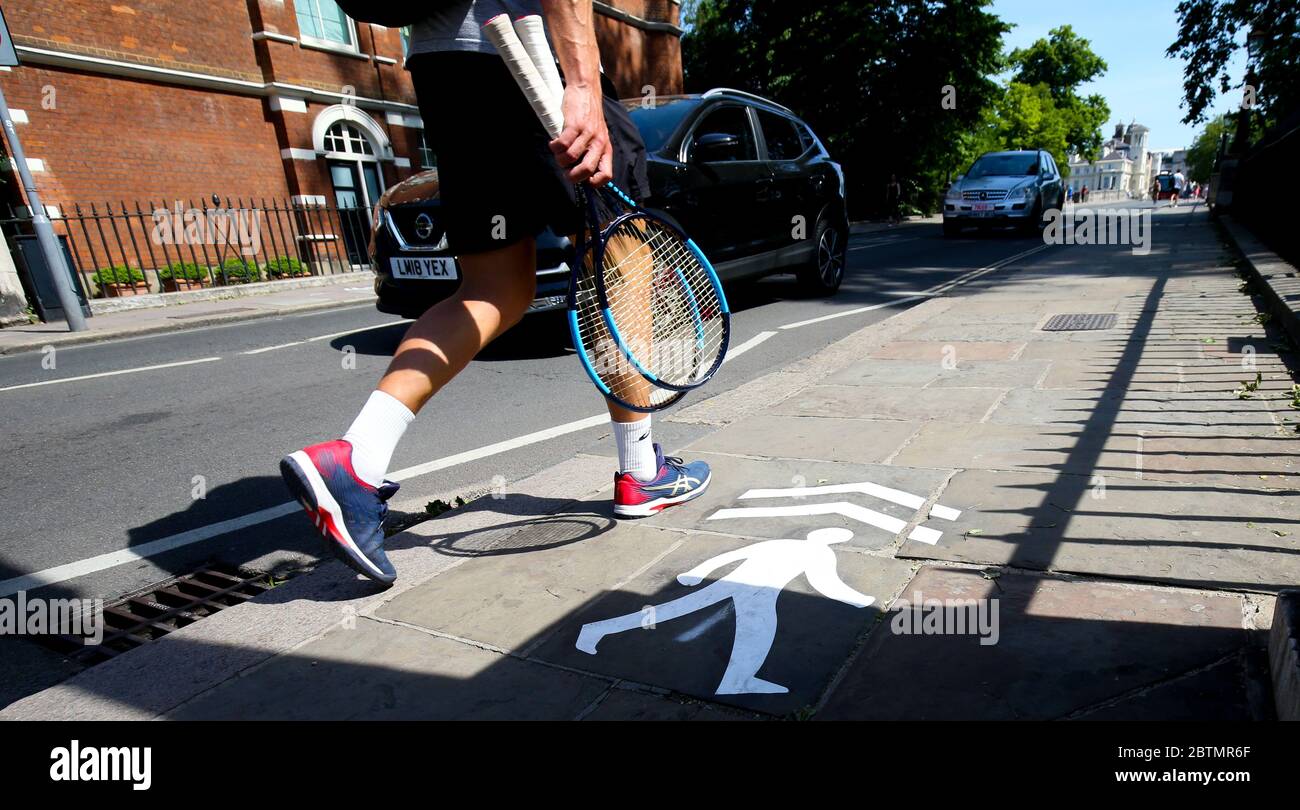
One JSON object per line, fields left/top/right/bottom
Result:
{"left": 406, "top": 0, "right": 544, "bottom": 58}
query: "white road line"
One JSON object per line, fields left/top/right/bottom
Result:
{"left": 387, "top": 413, "right": 608, "bottom": 481}
{"left": 778, "top": 295, "right": 931, "bottom": 330}
{"left": 306, "top": 320, "right": 410, "bottom": 343}
{"left": 6, "top": 411, "right": 614, "bottom": 596}
{"left": 707, "top": 502, "right": 942, "bottom": 544}
{"left": 0, "top": 357, "right": 222, "bottom": 393}
{"left": 850, "top": 237, "right": 919, "bottom": 251}
{"left": 237, "top": 319, "right": 410, "bottom": 355}
{"left": 722, "top": 330, "right": 776, "bottom": 364}
{"left": 242, "top": 341, "right": 305, "bottom": 355}
{"left": 0, "top": 502, "right": 300, "bottom": 598}
{"left": 739, "top": 481, "right": 961, "bottom": 520}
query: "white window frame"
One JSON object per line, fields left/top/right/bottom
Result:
{"left": 296, "top": 0, "right": 360, "bottom": 54}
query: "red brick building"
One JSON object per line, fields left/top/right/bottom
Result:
{"left": 0, "top": 1, "right": 682, "bottom": 291}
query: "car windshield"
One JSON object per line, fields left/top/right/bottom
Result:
{"left": 966, "top": 154, "right": 1039, "bottom": 178}
{"left": 625, "top": 98, "right": 697, "bottom": 152}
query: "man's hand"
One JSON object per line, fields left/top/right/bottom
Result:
{"left": 542, "top": 0, "right": 611, "bottom": 187}
{"left": 551, "top": 82, "right": 613, "bottom": 186}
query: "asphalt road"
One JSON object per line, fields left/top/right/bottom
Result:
{"left": 0, "top": 219, "right": 1055, "bottom": 613}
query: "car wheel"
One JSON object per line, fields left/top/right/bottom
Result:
{"left": 943, "top": 220, "right": 961, "bottom": 238}
{"left": 798, "top": 213, "right": 846, "bottom": 295}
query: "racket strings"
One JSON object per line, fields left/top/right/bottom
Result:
{"left": 600, "top": 218, "right": 726, "bottom": 387}
{"left": 571, "top": 243, "right": 680, "bottom": 409}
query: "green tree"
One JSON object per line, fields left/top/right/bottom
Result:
{"left": 1185, "top": 114, "right": 1231, "bottom": 182}
{"left": 682, "top": 0, "right": 1009, "bottom": 217}
{"left": 1167, "top": 0, "right": 1299, "bottom": 135}
{"left": 1007, "top": 26, "right": 1110, "bottom": 161}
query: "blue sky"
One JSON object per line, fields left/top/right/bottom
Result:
{"left": 990, "top": 0, "right": 1245, "bottom": 149}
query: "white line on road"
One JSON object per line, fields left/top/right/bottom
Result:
{"left": 242, "top": 341, "right": 305, "bottom": 355}
{"left": 238, "top": 319, "right": 411, "bottom": 355}
{"left": 2, "top": 412, "right": 615, "bottom": 595}
{"left": 850, "top": 237, "right": 919, "bottom": 251}
{"left": 0, "top": 502, "right": 300, "bottom": 598}
{"left": 778, "top": 295, "right": 930, "bottom": 330}
{"left": 0, "top": 357, "right": 222, "bottom": 393}
{"left": 722, "top": 330, "right": 777, "bottom": 364}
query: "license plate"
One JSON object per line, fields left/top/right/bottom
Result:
{"left": 972, "top": 202, "right": 994, "bottom": 213}
{"left": 390, "top": 256, "right": 458, "bottom": 280}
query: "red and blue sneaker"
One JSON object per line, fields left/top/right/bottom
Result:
{"left": 613, "top": 444, "right": 712, "bottom": 518}
{"left": 280, "top": 439, "right": 399, "bottom": 585}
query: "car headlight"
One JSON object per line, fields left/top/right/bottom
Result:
{"left": 1018, "top": 186, "right": 1036, "bottom": 200}
{"left": 945, "top": 186, "right": 962, "bottom": 201}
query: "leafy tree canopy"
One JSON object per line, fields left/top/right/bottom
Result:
{"left": 1167, "top": 0, "right": 1299, "bottom": 131}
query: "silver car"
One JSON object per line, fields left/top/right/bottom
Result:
{"left": 943, "top": 149, "right": 1065, "bottom": 237}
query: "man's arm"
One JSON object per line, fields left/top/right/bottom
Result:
{"left": 541, "top": 0, "right": 613, "bottom": 186}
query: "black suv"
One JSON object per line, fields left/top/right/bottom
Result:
{"left": 370, "top": 89, "right": 849, "bottom": 319}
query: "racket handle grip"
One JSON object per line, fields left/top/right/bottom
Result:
{"left": 513, "top": 15, "right": 566, "bottom": 108}
{"left": 483, "top": 14, "right": 563, "bottom": 140}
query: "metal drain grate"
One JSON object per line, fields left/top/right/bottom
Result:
{"left": 1041, "top": 313, "right": 1118, "bottom": 332}
{"left": 39, "top": 566, "right": 274, "bottom": 666}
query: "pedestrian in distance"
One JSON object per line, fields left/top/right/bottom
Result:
{"left": 278, "top": 1, "right": 713, "bottom": 585}
{"left": 885, "top": 174, "right": 903, "bottom": 226}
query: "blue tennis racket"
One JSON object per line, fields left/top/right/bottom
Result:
{"left": 485, "top": 14, "right": 731, "bottom": 412}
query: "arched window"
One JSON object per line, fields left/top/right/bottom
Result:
{"left": 323, "top": 122, "right": 375, "bottom": 157}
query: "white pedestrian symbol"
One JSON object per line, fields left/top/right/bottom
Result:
{"left": 575, "top": 528, "right": 873, "bottom": 695}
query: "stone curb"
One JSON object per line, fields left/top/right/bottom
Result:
{"left": 1219, "top": 215, "right": 1300, "bottom": 348}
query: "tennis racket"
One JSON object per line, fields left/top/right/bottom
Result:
{"left": 484, "top": 14, "right": 731, "bottom": 412}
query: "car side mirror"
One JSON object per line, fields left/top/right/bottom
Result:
{"left": 693, "top": 132, "right": 740, "bottom": 162}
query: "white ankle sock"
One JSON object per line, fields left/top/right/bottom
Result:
{"left": 613, "top": 416, "right": 658, "bottom": 482}
{"left": 342, "top": 390, "right": 415, "bottom": 487}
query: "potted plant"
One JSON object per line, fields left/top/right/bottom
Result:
{"left": 217, "top": 256, "right": 261, "bottom": 285}
{"left": 263, "top": 255, "right": 311, "bottom": 279}
{"left": 158, "top": 262, "right": 212, "bottom": 292}
{"left": 92, "top": 265, "right": 150, "bottom": 297}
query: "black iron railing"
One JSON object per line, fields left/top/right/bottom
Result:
{"left": 0, "top": 196, "right": 374, "bottom": 300}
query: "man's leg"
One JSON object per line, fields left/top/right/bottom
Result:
{"left": 280, "top": 239, "right": 538, "bottom": 584}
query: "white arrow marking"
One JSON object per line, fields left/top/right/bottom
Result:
{"left": 707, "top": 502, "right": 943, "bottom": 545}
{"left": 738, "top": 482, "right": 961, "bottom": 521}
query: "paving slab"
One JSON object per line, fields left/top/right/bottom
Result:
{"left": 923, "top": 360, "right": 1051, "bottom": 389}
{"left": 375, "top": 519, "right": 681, "bottom": 652}
{"left": 816, "top": 567, "right": 1246, "bottom": 720}
{"left": 637, "top": 452, "right": 957, "bottom": 549}
{"left": 772, "top": 384, "right": 1004, "bottom": 423}
{"left": 684, "top": 414, "right": 920, "bottom": 464}
{"left": 822, "top": 359, "right": 942, "bottom": 388}
{"left": 986, "top": 387, "right": 1282, "bottom": 436}
{"left": 529, "top": 528, "right": 916, "bottom": 716}
{"left": 900, "top": 322, "right": 1039, "bottom": 343}
{"left": 898, "top": 468, "right": 1300, "bottom": 591}
{"left": 1072, "top": 657, "right": 1254, "bottom": 720}
{"left": 169, "top": 618, "right": 610, "bottom": 720}
{"left": 869, "top": 340, "right": 1025, "bottom": 362}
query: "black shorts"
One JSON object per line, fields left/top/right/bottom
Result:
{"left": 408, "top": 51, "right": 650, "bottom": 256}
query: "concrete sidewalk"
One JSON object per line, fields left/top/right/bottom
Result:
{"left": 0, "top": 273, "right": 377, "bottom": 356}
{"left": 4, "top": 207, "right": 1296, "bottom": 720}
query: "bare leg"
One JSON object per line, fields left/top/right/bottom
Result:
{"left": 377, "top": 238, "right": 538, "bottom": 414}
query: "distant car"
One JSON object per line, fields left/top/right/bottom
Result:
{"left": 943, "top": 149, "right": 1065, "bottom": 237}
{"left": 369, "top": 88, "right": 850, "bottom": 320}
{"left": 1152, "top": 172, "right": 1179, "bottom": 202}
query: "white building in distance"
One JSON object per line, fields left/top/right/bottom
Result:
{"left": 1069, "top": 122, "right": 1168, "bottom": 197}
